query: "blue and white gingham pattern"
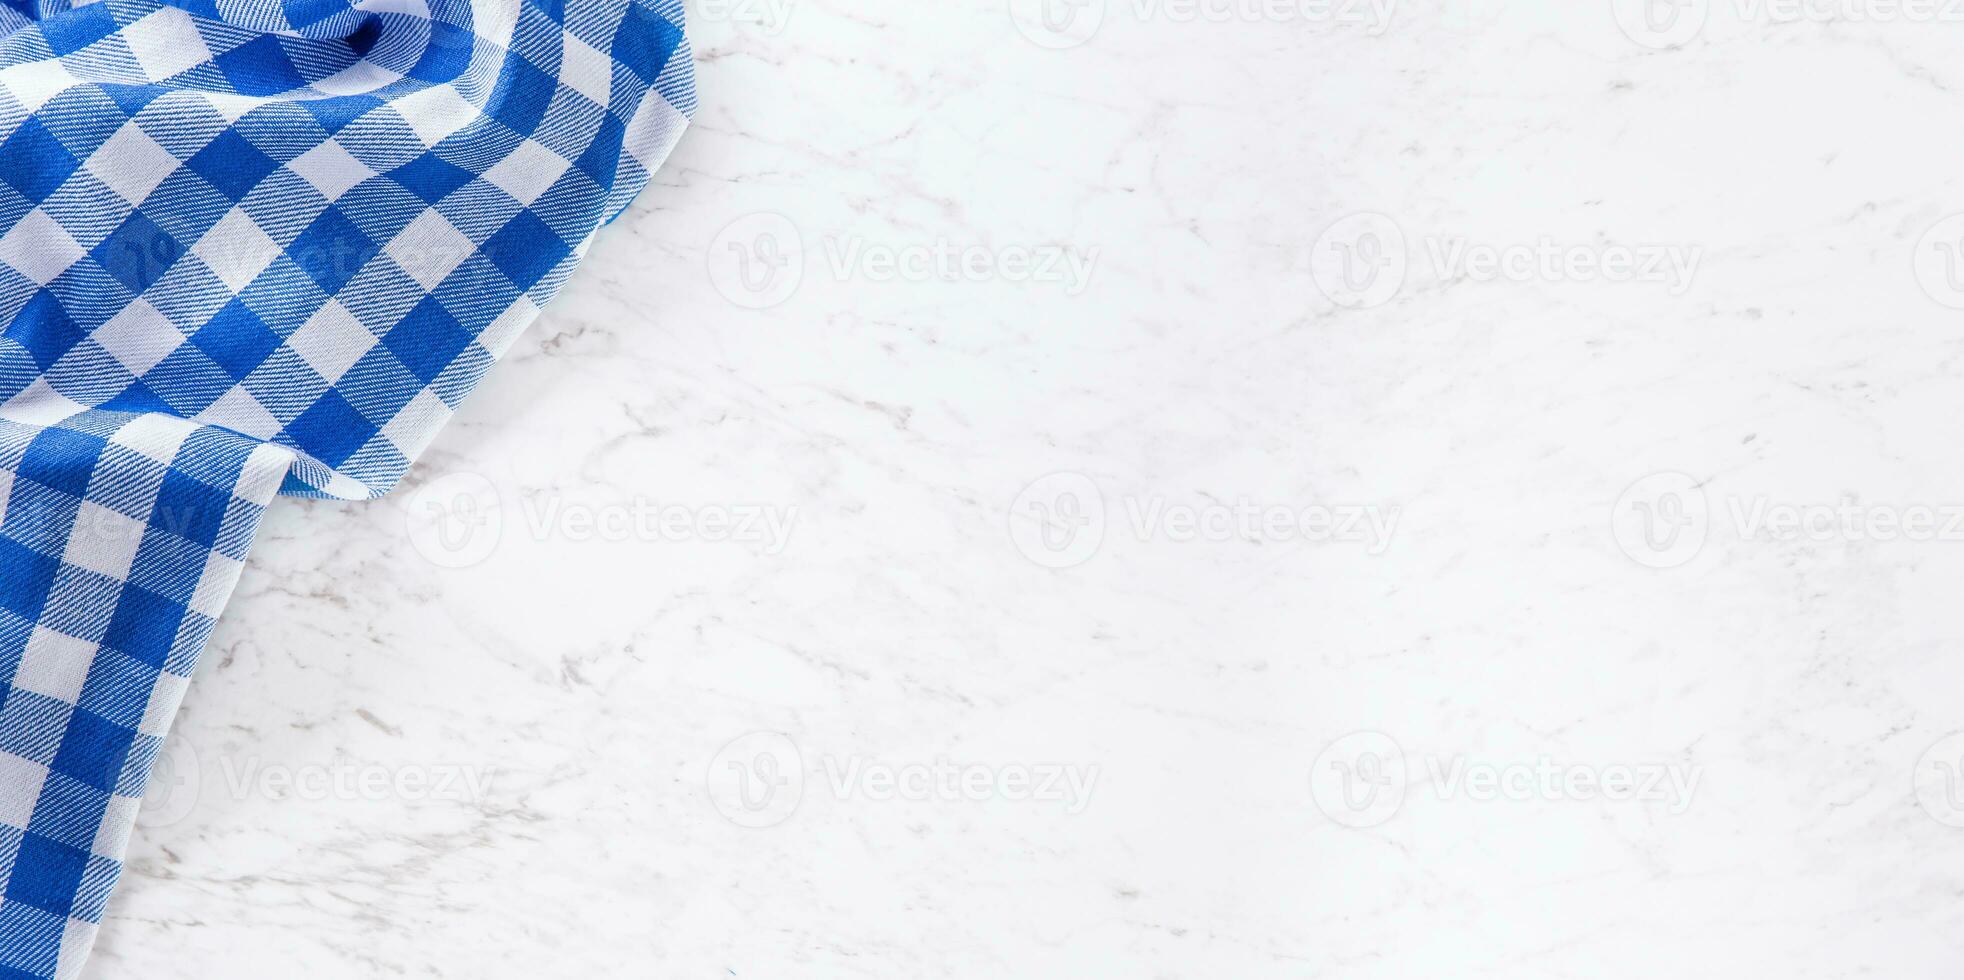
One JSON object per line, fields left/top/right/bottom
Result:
{"left": 0, "top": 0, "right": 694, "bottom": 973}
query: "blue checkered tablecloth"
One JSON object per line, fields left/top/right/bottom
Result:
{"left": 0, "top": 0, "right": 693, "bottom": 973}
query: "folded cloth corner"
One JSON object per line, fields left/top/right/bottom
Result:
{"left": 0, "top": 0, "right": 694, "bottom": 974}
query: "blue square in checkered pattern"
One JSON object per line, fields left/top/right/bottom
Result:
{"left": 0, "top": 0, "right": 695, "bottom": 975}
{"left": 5, "top": 835, "right": 86, "bottom": 919}
{"left": 383, "top": 297, "right": 473, "bottom": 383}
{"left": 6, "top": 294, "right": 83, "bottom": 372}
{"left": 17, "top": 430, "right": 102, "bottom": 500}
{"left": 290, "top": 208, "right": 378, "bottom": 296}
{"left": 0, "top": 543, "right": 59, "bottom": 623}
{"left": 282, "top": 389, "right": 373, "bottom": 467}
{"left": 0, "top": 121, "right": 77, "bottom": 205}
{"left": 391, "top": 152, "right": 475, "bottom": 205}
{"left": 38, "top": 3, "right": 114, "bottom": 55}
{"left": 152, "top": 469, "right": 229, "bottom": 549}
{"left": 92, "top": 212, "right": 182, "bottom": 295}
{"left": 100, "top": 586, "right": 185, "bottom": 670}
{"left": 213, "top": 35, "right": 307, "bottom": 97}
{"left": 186, "top": 130, "right": 280, "bottom": 202}
{"left": 49, "top": 712, "right": 133, "bottom": 793}
{"left": 485, "top": 210, "right": 573, "bottom": 290}
{"left": 191, "top": 300, "right": 282, "bottom": 380}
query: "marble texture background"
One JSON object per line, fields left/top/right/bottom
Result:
{"left": 81, "top": 1, "right": 1964, "bottom": 976}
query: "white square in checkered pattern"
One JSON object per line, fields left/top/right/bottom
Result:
{"left": 13, "top": 627, "right": 95, "bottom": 705}
{"left": 196, "top": 385, "right": 280, "bottom": 440}
{"left": 63, "top": 501, "right": 147, "bottom": 582}
{"left": 193, "top": 207, "right": 279, "bottom": 293}
{"left": 1, "top": 378, "right": 90, "bottom": 426}
{"left": 287, "top": 299, "right": 375, "bottom": 383}
{"left": 139, "top": 672, "right": 190, "bottom": 736}
{"left": 86, "top": 122, "right": 181, "bottom": 205}
{"left": 241, "top": 442, "right": 294, "bottom": 498}
{"left": 0, "top": 468, "right": 11, "bottom": 526}
{"left": 0, "top": 751, "right": 47, "bottom": 829}
{"left": 312, "top": 60, "right": 405, "bottom": 97}
{"left": 473, "top": 0, "right": 519, "bottom": 48}
{"left": 189, "top": 550, "right": 246, "bottom": 620}
{"left": 559, "top": 34, "right": 614, "bottom": 107}
{"left": 0, "top": 208, "right": 83, "bottom": 285}
{"left": 0, "top": 60, "right": 78, "bottom": 113}
{"left": 385, "top": 208, "right": 472, "bottom": 290}
{"left": 287, "top": 139, "right": 376, "bottom": 202}
{"left": 381, "top": 388, "right": 452, "bottom": 459}
{"left": 318, "top": 471, "right": 369, "bottom": 498}
{"left": 204, "top": 91, "right": 264, "bottom": 125}
{"left": 121, "top": 7, "right": 214, "bottom": 81}
{"left": 625, "top": 93, "right": 689, "bottom": 170}
{"left": 93, "top": 299, "right": 185, "bottom": 376}
{"left": 484, "top": 140, "right": 571, "bottom": 206}
{"left": 393, "top": 84, "right": 479, "bottom": 148}
{"left": 108, "top": 412, "right": 197, "bottom": 466}
{"left": 92, "top": 795, "right": 140, "bottom": 858}
{"left": 476, "top": 295, "right": 538, "bottom": 358}
{"left": 59, "top": 918, "right": 95, "bottom": 974}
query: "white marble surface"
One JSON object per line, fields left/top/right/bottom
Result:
{"left": 78, "top": 1, "right": 1964, "bottom": 976}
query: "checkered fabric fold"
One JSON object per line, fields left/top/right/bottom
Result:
{"left": 0, "top": 0, "right": 693, "bottom": 973}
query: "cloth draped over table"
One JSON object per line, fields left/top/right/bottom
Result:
{"left": 0, "top": 0, "right": 694, "bottom": 973}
